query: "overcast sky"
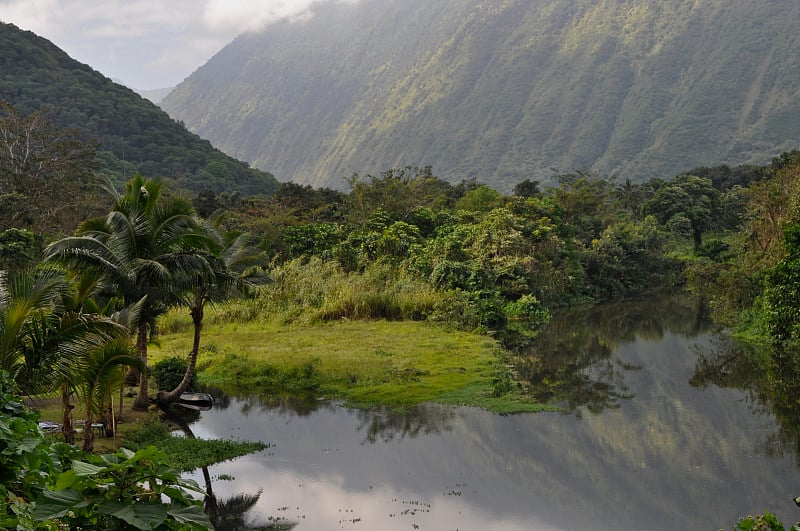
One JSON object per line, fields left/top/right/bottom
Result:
{"left": 0, "top": 0, "right": 357, "bottom": 90}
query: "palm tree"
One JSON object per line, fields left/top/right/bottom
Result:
{"left": 51, "top": 278, "right": 143, "bottom": 444}
{"left": 159, "top": 220, "right": 268, "bottom": 407}
{"left": 45, "top": 175, "right": 214, "bottom": 410}
{"left": 0, "top": 267, "right": 66, "bottom": 383}
{"left": 77, "top": 336, "right": 142, "bottom": 452}
{"left": 1, "top": 266, "right": 141, "bottom": 443}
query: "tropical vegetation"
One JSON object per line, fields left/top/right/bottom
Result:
{"left": 2, "top": 34, "right": 800, "bottom": 523}
{"left": 0, "top": 370, "right": 213, "bottom": 529}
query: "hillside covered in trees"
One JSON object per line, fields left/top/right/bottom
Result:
{"left": 162, "top": 0, "right": 800, "bottom": 191}
{"left": 0, "top": 23, "right": 278, "bottom": 197}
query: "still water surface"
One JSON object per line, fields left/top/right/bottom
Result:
{"left": 183, "top": 299, "right": 800, "bottom": 530}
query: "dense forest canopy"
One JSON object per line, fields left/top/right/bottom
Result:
{"left": 0, "top": 22, "right": 279, "bottom": 197}
{"left": 162, "top": 0, "right": 800, "bottom": 191}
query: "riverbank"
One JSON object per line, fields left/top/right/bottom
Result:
{"left": 151, "top": 319, "right": 553, "bottom": 413}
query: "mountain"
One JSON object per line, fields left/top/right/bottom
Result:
{"left": 161, "top": 0, "right": 800, "bottom": 191}
{"left": 136, "top": 87, "right": 173, "bottom": 104}
{"left": 0, "top": 23, "right": 278, "bottom": 196}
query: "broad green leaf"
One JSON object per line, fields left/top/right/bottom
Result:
{"left": 17, "top": 435, "right": 42, "bottom": 453}
{"left": 33, "top": 488, "right": 84, "bottom": 520}
{"left": 162, "top": 485, "right": 187, "bottom": 500}
{"left": 54, "top": 469, "right": 80, "bottom": 489}
{"left": 131, "top": 445, "right": 161, "bottom": 462}
{"left": 168, "top": 503, "right": 213, "bottom": 528}
{"left": 98, "top": 499, "right": 168, "bottom": 530}
{"left": 72, "top": 460, "right": 105, "bottom": 476}
{"left": 177, "top": 477, "right": 205, "bottom": 494}
{"left": 120, "top": 447, "right": 135, "bottom": 459}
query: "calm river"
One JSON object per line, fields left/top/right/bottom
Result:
{"left": 182, "top": 298, "right": 800, "bottom": 530}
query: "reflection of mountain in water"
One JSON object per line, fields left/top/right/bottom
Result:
{"left": 184, "top": 297, "right": 800, "bottom": 529}
{"left": 517, "top": 297, "right": 711, "bottom": 414}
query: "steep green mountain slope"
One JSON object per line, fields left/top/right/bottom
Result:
{"left": 0, "top": 23, "right": 278, "bottom": 196}
{"left": 162, "top": 0, "right": 800, "bottom": 191}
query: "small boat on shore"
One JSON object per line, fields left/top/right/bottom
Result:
{"left": 38, "top": 421, "right": 60, "bottom": 433}
{"left": 177, "top": 392, "right": 214, "bottom": 411}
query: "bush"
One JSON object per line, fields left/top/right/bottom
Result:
{"left": 153, "top": 356, "right": 195, "bottom": 392}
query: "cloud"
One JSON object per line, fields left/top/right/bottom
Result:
{"left": 202, "top": 0, "right": 361, "bottom": 34}
{"left": 0, "top": 0, "right": 64, "bottom": 36}
{"left": 203, "top": 0, "right": 312, "bottom": 33}
{"left": 0, "top": 0, "right": 362, "bottom": 89}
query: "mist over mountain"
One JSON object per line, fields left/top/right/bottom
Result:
{"left": 162, "top": 0, "right": 800, "bottom": 191}
{"left": 137, "top": 87, "right": 173, "bottom": 104}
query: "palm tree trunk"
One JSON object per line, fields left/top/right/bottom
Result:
{"left": 159, "top": 303, "right": 203, "bottom": 407}
{"left": 100, "top": 397, "right": 114, "bottom": 437}
{"left": 82, "top": 406, "right": 95, "bottom": 452}
{"left": 118, "top": 382, "right": 124, "bottom": 421}
{"left": 132, "top": 322, "right": 150, "bottom": 411}
{"left": 61, "top": 385, "right": 75, "bottom": 444}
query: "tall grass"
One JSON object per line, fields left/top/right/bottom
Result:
{"left": 158, "top": 257, "right": 454, "bottom": 329}
{"left": 314, "top": 262, "right": 444, "bottom": 321}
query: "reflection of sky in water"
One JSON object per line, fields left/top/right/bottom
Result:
{"left": 187, "top": 462, "right": 562, "bottom": 531}
{"left": 185, "top": 331, "right": 800, "bottom": 530}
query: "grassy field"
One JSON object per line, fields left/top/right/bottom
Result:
{"left": 152, "top": 318, "right": 552, "bottom": 413}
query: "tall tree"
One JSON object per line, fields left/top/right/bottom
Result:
{"left": 0, "top": 101, "right": 101, "bottom": 234}
{"left": 643, "top": 174, "right": 720, "bottom": 251}
{"left": 159, "top": 222, "right": 267, "bottom": 407}
{"left": 45, "top": 175, "right": 213, "bottom": 410}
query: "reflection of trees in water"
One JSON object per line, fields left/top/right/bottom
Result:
{"left": 764, "top": 348, "right": 800, "bottom": 459}
{"left": 355, "top": 404, "right": 456, "bottom": 444}
{"left": 689, "top": 336, "right": 763, "bottom": 392}
{"left": 236, "top": 394, "right": 330, "bottom": 418}
{"left": 516, "top": 297, "right": 710, "bottom": 415}
{"left": 166, "top": 412, "right": 296, "bottom": 530}
{"left": 202, "top": 385, "right": 332, "bottom": 417}
{"left": 690, "top": 336, "right": 800, "bottom": 461}
{"left": 514, "top": 335, "right": 636, "bottom": 415}
{"left": 204, "top": 483, "right": 296, "bottom": 531}
{"left": 202, "top": 385, "right": 330, "bottom": 417}
{"left": 548, "top": 297, "right": 711, "bottom": 346}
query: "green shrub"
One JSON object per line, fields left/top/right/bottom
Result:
{"left": 34, "top": 446, "right": 211, "bottom": 530}
{"left": 153, "top": 356, "right": 195, "bottom": 392}
{"left": 209, "top": 354, "right": 322, "bottom": 394}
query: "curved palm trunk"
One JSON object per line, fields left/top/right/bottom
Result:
{"left": 159, "top": 303, "right": 203, "bottom": 407}
{"left": 202, "top": 466, "right": 218, "bottom": 524}
{"left": 132, "top": 322, "right": 150, "bottom": 411}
